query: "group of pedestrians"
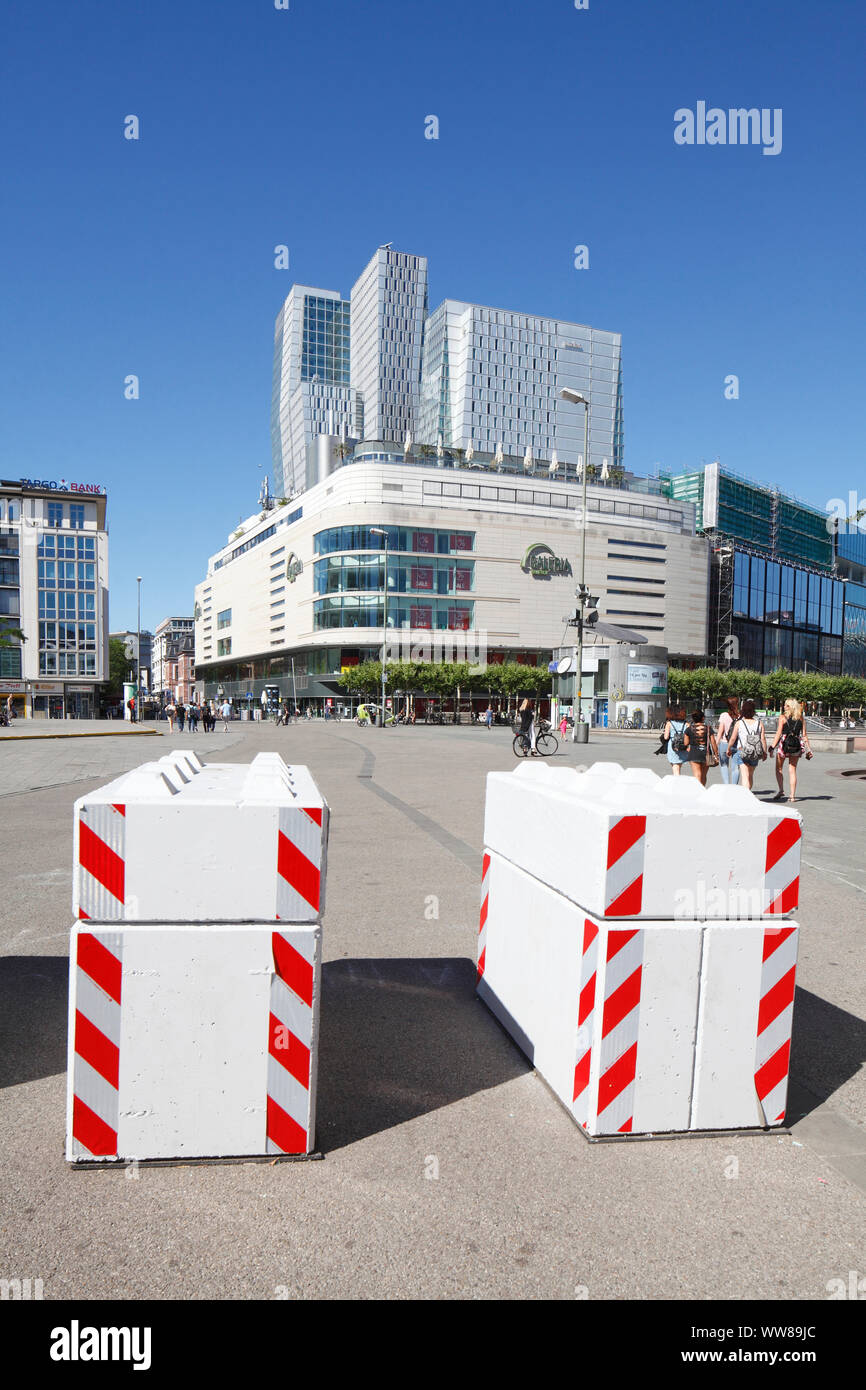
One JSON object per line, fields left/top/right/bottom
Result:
{"left": 164, "top": 699, "right": 220, "bottom": 734}
{"left": 660, "top": 697, "right": 813, "bottom": 802}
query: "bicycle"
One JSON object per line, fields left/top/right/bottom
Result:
{"left": 512, "top": 721, "right": 559, "bottom": 758}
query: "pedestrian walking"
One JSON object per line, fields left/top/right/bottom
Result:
{"left": 727, "top": 699, "right": 767, "bottom": 792}
{"left": 188, "top": 702, "right": 199, "bottom": 733}
{"left": 663, "top": 706, "right": 689, "bottom": 775}
{"left": 220, "top": 699, "right": 231, "bottom": 731}
{"left": 485, "top": 703, "right": 494, "bottom": 731}
{"left": 165, "top": 699, "right": 177, "bottom": 733}
{"left": 683, "top": 709, "right": 718, "bottom": 786}
{"left": 715, "top": 696, "right": 742, "bottom": 785}
{"left": 127, "top": 697, "right": 136, "bottom": 723}
{"left": 176, "top": 702, "right": 186, "bottom": 733}
{"left": 654, "top": 705, "right": 673, "bottom": 757}
{"left": 769, "top": 697, "right": 813, "bottom": 803}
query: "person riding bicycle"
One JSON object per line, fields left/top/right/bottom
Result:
{"left": 357, "top": 702, "right": 370, "bottom": 725}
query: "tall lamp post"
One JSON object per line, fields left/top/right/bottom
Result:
{"left": 560, "top": 390, "right": 591, "bottom": 742}
{"left": 370, "top": 528, "right": 390, "bottom": 726}
{"left": 136, "top": 576, "right": 142, "bottom": 725}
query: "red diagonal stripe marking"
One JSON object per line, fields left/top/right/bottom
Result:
{"left": 266, "top": 1096, "right": 306, "bottom": 1154}
{"left": 597, "top": 1042, "right": 638, "bottom": 1115}
{"left": 111, "top": 803, "right": 126, "bottom": 817}
{"left": 272, "top": 934, "right": 313, "bottom": 1006}
{"left": 607, "top": 815, "right": 646, "bottom": 869}
{"left": 582, "top": 918, "right": 598, "bottom": 954}
{"left": 578, "top": 971, "right": 596, "bottom": 1027}
{"left": 762, "top": 925, "right": 797, "bottom": 962}
{"left": 757, "top": 966, "right": 796, "bottom": 1036}
{"left": 482, "top": 851, "right": 490, "bottom": 878}
{"left": 477, "top": 948, "right": 486, "bottom": 979}
{"left": 573, "top": 1048, "right": 592, "bottom": 1101}
{"left": 618, "top": 1117, "right": 633, "bottom": 1133}
{"left": 72, "top": 1095, "right": 117, "bottom": 1157}
{"left": 277, "top": 832, "right": 320, "bottom": 912}
{"left": 78, "top": 820, "right": 125, "bottom": 905}
{"left": 479, "top": 894, "right": 489, "bottom": 932}
{"left": 605, "top": 875, "right": 643, "bottom": 918}
{"left": 74, "top": 1010, "right": 119, "bottom": 1088}
{"left": 602, "top": 965, "right": 642, "bottom": 1039}
{"left": 767, "top": 877, "right": 799, "bottom": 916}
{"left": 77, "top": 933, "right": 122, "bottom": 1004}
{"left": 302, "top": 806, "right": 323, "bottom": 826}
{"left": 755, "top": 1039, "right": 791, "bottom": 1105}
{"left": 606, "top": 927, "right": 638, "bottom": 962}
{"left": 269, "top": 1013, "right": 310, "bottom": 1088}
{"left": 765, "top": 817, "right": 801, "bottom": 872}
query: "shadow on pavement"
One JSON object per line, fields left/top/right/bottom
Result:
{"left": 0, "top": 955, "right": 68, "bottom": 1089}
{"left": 317, "top": 956, "right": 528, "bottom": 1148}
{"left": 786, "top": 986, "right": 866, "bottom": 1122}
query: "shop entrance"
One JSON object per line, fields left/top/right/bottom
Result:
{"left": 33, "top": 694, "right": 65, "bottom": 719}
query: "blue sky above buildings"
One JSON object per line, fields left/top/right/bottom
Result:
{"left": 2, "top": 0, "right": 864, "bottom": 629}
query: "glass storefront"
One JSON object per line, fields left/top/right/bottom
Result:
{"left": 722, "top": 551, "right": 846, "bottom": 674}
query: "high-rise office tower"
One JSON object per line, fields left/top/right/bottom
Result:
{"left": 349, "top": 247, "right": 428, "bottom": 444}
{"left": 418, "top": 300, "right": 624, "bottom": 472}
{"left": 271, "top": 286, "right": 358, "bottom": 497}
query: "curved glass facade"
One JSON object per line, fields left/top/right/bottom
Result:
{"left": 313, "top": 525, "right": 475, "bottom": 632}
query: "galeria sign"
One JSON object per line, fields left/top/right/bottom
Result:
{"left": 520, "top": 542, "right": 573, "bottom": 579}
{"left": 286, "top": 552, "right": 303, "bottom": 583}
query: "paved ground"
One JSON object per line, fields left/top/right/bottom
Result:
{"left": 1, "top": 721, "right": 864, "bottom": 1299}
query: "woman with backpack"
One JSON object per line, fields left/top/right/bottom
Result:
{"left": 727, "top": 699, "right": 767, "bottom": 792}
{"left": 683, "top": 709, "right": 718, "bottom": 786}
{"left": 769, "top": 698, "right": 813, "bottom": 803}
{"left": 715, "top": 696, "right": 742, "bottom": 785}
{"left": 663, "top": 705, "right": 689, "bottom": 776}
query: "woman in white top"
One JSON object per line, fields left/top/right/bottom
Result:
{"left": 715, "top": 696, "right": 742, "bottom": 785}
{"left": 727, "top": 698, "right": 767, "bottom": 792}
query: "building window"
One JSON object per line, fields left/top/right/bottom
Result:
{"left": 217, "top": 638, "right": 232, "bottom": 656}
{"left": 48, "top": 502, "right": 63, "bottom": 528}
{"left": 217, "top": 609, "right": 232, "bottom": 629}
{"left": 70, "top": 504, "right": 85, "bottom": 530}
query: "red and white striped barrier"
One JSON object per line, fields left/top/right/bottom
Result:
{"left": 483, "top": 762, "right": 801, "bottom": 919}
{"left": 66, "top": 922, "right": 320, "bottom": 1161}
{"left": 72, "top": 753, "right": 329, "bottom": 923}
{"left": 477, "top": 848, "right": 800, "bottom": 1136}
{"left": 477, "top": 852, "right": 703, "bottom": 1136}
{"left": 691, "top": 921, "right": 798, "bottom": 1130}
{"left": 477, "top": 852, "right": 491, "bottom": 981}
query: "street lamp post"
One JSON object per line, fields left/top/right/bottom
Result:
{"left": 371, "top": 528, "right": 389, "bottom": 726}
{"left": 560, "top": 390, "right": 590, "bottom": 742}
{"left": 136, "top": 576, "right": 142, "bottom": 725}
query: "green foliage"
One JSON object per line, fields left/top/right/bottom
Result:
{"left": 668, "top": 664, "right": 866, "bottom": 713}
{"left": 107, "top": 637, "right": 133, "bottom": 696}
{"left": 336, "top": 659, "right": 552, "bottom": 700}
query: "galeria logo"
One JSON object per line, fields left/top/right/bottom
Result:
{"left": 286, "top": 552, "right": 303, "bottom": 583}
{"left": 520, "top": 543, "right": 573, "bottom": 580}
{"left": 674, "top": 103, "right": 782, "bottom": 156}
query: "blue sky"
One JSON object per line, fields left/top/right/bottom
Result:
{"left": 2, "top": 0, "right": 864, "bottom": 630}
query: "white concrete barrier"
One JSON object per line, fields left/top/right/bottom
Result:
{"left": 483, "top": 761, "right": 801, "bottom": 920}
{"left": 66, "top": 922, "right": 321, "bottom": 1161}
{"left": 477, "top": 851, "right": 798, "bottom": 1135}
{"left": 73, "top": 752, "right": 328, "bottom": 923}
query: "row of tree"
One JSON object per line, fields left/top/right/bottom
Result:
{"left": 336, "top": 660, "right": 552, "bottom": 701}
{"left": 668, "top": 666, "right": 866, "bottom": 712}
{"left": 337, "top": 658, "right": 866, "bottom": 714}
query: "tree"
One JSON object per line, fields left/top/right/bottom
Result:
{"left": 107, "top": 637, "right": 133, "bottom": 698}
{"left": 0, "top": 618, "right": 25, "bottom": 650}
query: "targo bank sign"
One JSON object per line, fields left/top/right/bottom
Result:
{"left": 19, "top": 479, "right": 104, "bottom": 494}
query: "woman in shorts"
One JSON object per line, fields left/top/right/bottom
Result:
{"left": 663, "top": 705, "right": 690, "bottom": 776}
{"left": 769, "top": 697, "right": 813, "bottom": 803}
{"left": 683, "top": 709, "right": 718, "bottom": 786}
